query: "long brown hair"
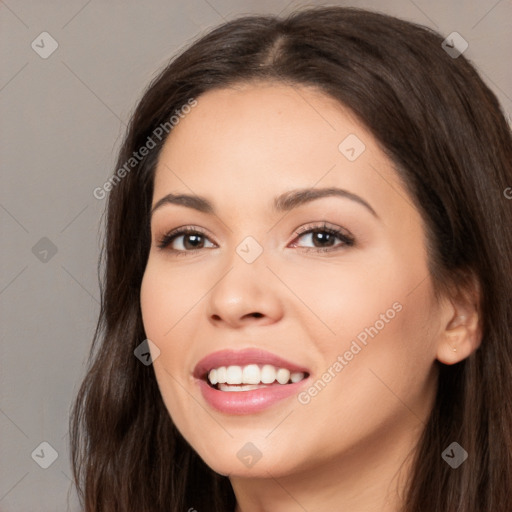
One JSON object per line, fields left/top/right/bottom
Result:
{"left": 70, "top": 7, "right": 512, "bottom": 511}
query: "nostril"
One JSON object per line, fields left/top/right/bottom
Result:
{"left": 251, "top": 312, "right": 263, "bottom": 318}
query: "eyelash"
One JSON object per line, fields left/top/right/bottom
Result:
{"left": 156, "top": 222, "right": 355, "bottom": 255}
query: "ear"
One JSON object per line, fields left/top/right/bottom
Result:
{"left": 436, "top": 274, "right": 482, "bottom": 365}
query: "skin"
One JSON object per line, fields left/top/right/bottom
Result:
{"left": 140, "top": 82, "right": 481, "bottom": 512}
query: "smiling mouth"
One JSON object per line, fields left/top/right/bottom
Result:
{"left": 204, "top": 363, "right": 309, "bottom": 391}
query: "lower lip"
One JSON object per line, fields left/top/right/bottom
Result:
{"left": 196, "top": 378, "right": 308, "bottom": 414}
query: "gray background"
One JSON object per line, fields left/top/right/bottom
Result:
{"left": 0, "top": 0, "right": 510, "bottom": 510}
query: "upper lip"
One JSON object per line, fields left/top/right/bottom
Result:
{"left": 193, "top": 348, "right": 310, "bottom": 379}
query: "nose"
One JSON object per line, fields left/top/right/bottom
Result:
{"left": 206, "top": 256, "right": 284, "bottom": 329}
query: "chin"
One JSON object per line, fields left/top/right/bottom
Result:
{"left": 191, "top": 439, "right": 302, "bottom": 479}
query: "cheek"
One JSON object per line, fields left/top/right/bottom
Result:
{"left": 292, "top": 288, "right": 438, "bottom": 463}
{"left": 140, "top": 257, "right": 206, "bottom": 339}
{"left": 139, "top": 260, "right": 193, "bottom": 392}
{"left": 334, "top": 283, "right": 438, "bottom": 412}
{"left": 141, "top": 278, "right": 170, "bottom": 334}
{"left": 275, "top": 252, "right": 412, "bottom": 353}
{"left": 140, "top": 261, "right": 199, "bottom": 434}
{"left": 283, "top": 247, "right": 438, "bottom": 395}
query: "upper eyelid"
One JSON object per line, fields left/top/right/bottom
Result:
{"left": 156, "top": 224, "right": 211, "bottom": 239}
{"left": 294, "top": 221, "right": 351, "bottom": 235}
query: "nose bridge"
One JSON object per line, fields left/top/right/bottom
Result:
{"left": 234, "top": 234, "right": 265, "bottom": 266}
{"left": 206, "top": 234, "right": 282, "bottom": 325}
{"left": 215, "top": 235, "right": 268, "bottom": 302}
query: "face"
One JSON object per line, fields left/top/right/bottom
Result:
{"left": 140, "top": 82, "right": 446, "bottom": 479}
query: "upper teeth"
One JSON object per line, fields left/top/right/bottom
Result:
{"left": 208, "top": 364, "right": 306, "bottom": 386}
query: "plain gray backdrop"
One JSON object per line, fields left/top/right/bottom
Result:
{"left": 1, "top": 0, "right": 511, "bottom": 510}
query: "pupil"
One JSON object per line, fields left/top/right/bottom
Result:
{"left": 313, "top": 231, "right": 334, "bottom": 247}
{"left": 185, "top": 234, "right": 203, "bottom": 249}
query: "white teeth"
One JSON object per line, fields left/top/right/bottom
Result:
{"left": 206, "top": 364, "right": 307, "bottom": 387}
{"left": 226, "top": 365, "right": 243, "bottom": 384}
{"left": 218, "top": 383, "right": 263, "bottom": 392}
{"left": 216, "top": 366, "right": 227, "bottom": 384}
{"left": 242, "top": 364, "right": 261, "bottom": 384}
{"left": 290, "top": 372, "right": 304, "bottom": 383}
{"left": 261, "top": 364, "right": 277, "bottom": 384}
{"left": 208, "top": 368, "right": 218, "bottom": 385}
{"left": 276, "top": 368, "right": 291, "bottom": 384}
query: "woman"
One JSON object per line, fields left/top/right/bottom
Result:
{"left": 70, "top": 6, "right": 512, "bottom": 511}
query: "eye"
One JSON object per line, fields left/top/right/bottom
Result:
{"left": 156, "top": 226, "right": 216, "bottom": 252}
{"left": 156, "top": 222, "right": 355, "bottom": 255}
{"left": 289, "top": 222, "right": 355, "bottom": 252}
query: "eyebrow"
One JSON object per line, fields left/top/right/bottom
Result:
{"left": 150, "top": 187, "right": 378, "bottom": 219}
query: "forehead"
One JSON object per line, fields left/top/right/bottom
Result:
{"left": 152, "top": 82, "right": 409, "bottom": 222}
{"left": 159, "top": 82, "right": 357, "bottom": 153}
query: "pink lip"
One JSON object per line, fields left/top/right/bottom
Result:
{"left": 193, "top": 348, "right": 310, "bottom": 415}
